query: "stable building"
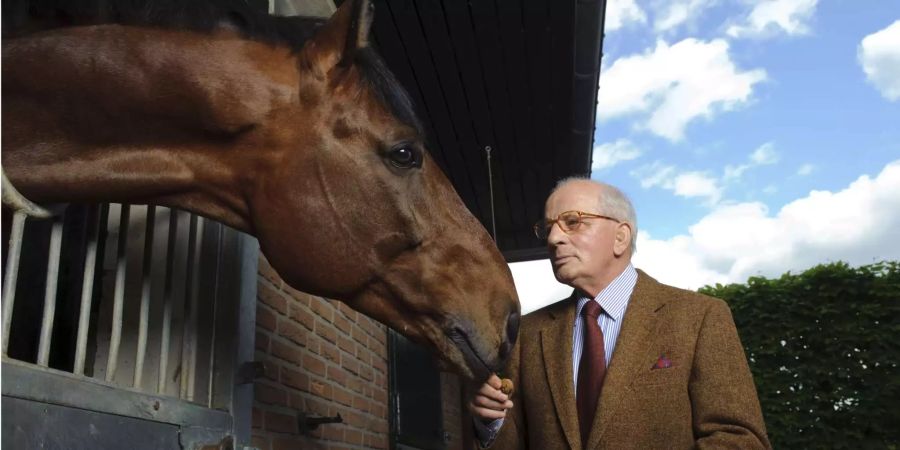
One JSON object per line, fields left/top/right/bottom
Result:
{"left": 0, "top": 0, "right": 605, "bottom": 448}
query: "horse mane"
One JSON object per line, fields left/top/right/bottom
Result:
{"left": 3, "top": 0, "right": 424, "bottom": 136}
{"left": 2, "top": 0, "right": 325, "bottom": 51}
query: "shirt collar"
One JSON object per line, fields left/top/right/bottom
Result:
{"left": 576, "top": 263, "right": 638, "bottom": 322}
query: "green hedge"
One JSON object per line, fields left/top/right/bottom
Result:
{"left": 699, "top": 262, "right": 899, "bottom": 449}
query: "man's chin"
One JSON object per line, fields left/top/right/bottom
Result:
{"left": 552, "top": 267, "right": 575, "bottom": 285}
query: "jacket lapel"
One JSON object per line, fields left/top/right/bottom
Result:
{"left": 541, "top": 293, "right": 581, "bottom": 450}
{"left": 587, "top": 271, "right": 667, "bottom": 450}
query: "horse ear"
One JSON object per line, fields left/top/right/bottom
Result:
{"left": 302, "top": 0, "right": 373, "bottom": 75}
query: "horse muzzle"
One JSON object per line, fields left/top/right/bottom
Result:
{"left": 445, "top": 308, "right": 520, "bottom": 382}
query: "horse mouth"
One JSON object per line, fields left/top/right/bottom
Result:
{"left": 446, "top": 326, "right": 493, "bottom": 381}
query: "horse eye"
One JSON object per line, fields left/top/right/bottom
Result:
{"left": 387, "top": 145, "right": 421, "bottom": 169}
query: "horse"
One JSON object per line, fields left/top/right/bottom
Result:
{"left": 1, "top": 0, "right": 520, "bottom": 382}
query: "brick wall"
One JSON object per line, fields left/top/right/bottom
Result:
{"left": 252, "top": 256, "right": 468, "bottom": 450}
{"left": 253, "top": 256, "right": 390, "bottom": 450}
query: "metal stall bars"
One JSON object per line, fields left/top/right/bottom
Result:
{"left": 1, "top": 204, "right": 259, "bottom": 449}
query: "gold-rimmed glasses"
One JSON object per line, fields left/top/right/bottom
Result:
{"left": 533, "top": 210, "right": 620, "bottom": 240}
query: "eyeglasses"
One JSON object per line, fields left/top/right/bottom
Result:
{"left": 533, "top": 210, "right": 620, "bottom": 240}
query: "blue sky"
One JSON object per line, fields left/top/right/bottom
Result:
{"left": 511, "top": 0, "right": 900, "bottom": 313}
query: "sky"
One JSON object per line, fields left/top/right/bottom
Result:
{"left": 510, "top": 0, "right": 900, "bottom": 314}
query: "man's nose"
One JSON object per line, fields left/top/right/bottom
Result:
{"left": 546, "top": 220, "right": 566, "bottom": 246}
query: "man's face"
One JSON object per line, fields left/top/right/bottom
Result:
{"left": 544, "top": 182, "right": 621, "bottom": 295}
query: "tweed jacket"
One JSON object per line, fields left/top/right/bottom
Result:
{"left": 488, "top": 270, "right": 771, "bottom": 450}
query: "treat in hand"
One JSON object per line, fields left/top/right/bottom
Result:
{"left": 500, "top": 378, "right": 515, "bottom": 396}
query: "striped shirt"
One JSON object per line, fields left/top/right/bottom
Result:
{"left": 572, "top": 263, "right": 638, "bottom": 389}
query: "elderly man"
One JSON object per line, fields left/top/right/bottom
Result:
{"left": 469, "top": 178, "right": 770, "bottom": 449}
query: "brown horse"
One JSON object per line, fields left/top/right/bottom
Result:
{"left": 1, "top": 0, "right": 519, "bottom": 381}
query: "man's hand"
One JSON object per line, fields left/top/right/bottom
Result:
{"left": 468, "top": 374, "right": 514, "bottom": 422}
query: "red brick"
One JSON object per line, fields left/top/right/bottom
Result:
{"left": 255, "top": 382, "right": 288, "bottom": 406}
{"left": 252, "top": 407, "right": 263, "bottom": 429}
{"left": 346, "top": 376, "right": 364, "bottom": 395}
{"left": 373, "top": 357, "right": 388, "bottom": 375}
{"left": 326, "top": 365, "right": 348, "bottom": 385}
{"left": 305, "top": 398, "right": 330, "bottom": 416}
{"left": 265, "top": 411, "right": 297, "bottom": 434}
{"left": 256, "top": 331, "right": 270, "bottom": 351}
{"left": 281, "top": 366, "right": 309, "bottom": 392}
{"left": 319, "top": 343, "right": 340, "bottom": 364}
{"left": 251, "top": 434, "right": 270, "bottom": 450}
{"left": 289, "top": 305, "right": 315, "bottom": 331}
{"left": 310, "top": 297, "right": 334, "bottom": 322}
{"left": 278, "top": 319, "right": 307, "bottom": 347}
{"left": 315, "top": 319, "right": 338, "bottom": 344}
{"left": 341, "top": 355, "right": 359, "bottom": 375}
{"left": 272, "top": 435, "right": 320, "bottom": 450}
{"left": 351, "top": 325, "right": 366, "bottom": 345}
{"left": 375, "top": 418, "right": 389, "bottom": 434}
{"left": 359, "top": 365, "right": 374, "bottom": 382}
{"left": 258, "top": 256, "right": 283, "bottom": 288}
{"left": 372, "top": 434, "right": 388, "bottom": 449}
{"left": 374, "top": 404, "right": 388, "bottom": 420}
{"left": 271, "top": 339, "right": 302, "bottom": 365}
{"left": 338, "top": 302, "right": 358, "bottom": 321}
{"left": 344, "top": 429, "right": 363, "bottom": 446}
{"left": 257, "top": 305, "right": 276, "bottom": 332}
{"left": 323, "top": 425, "right": 344, "bottom": 441}
{"left": 332, "top": 386, "right": 353, "bottom": 407}
{"left": 356, "top": 342, "right": 369, "bottom": 360}
{"left": 374, "top": 388, "right": 388, "bottom": 405}
{"left": 333, "top": 315, "right": 352, "bottom": 335}
{"left": 304, "top": 334, "right": 321, "bottom": 355}
{"left": 343, "top": 411, "right": 367, "bottom": 428}
{"left": 337, "top": 336, "right": 355, "bottom": 356}
{"left": 302, "top": 354, "right": 327, "bottom": 377}
{"left": 282, "top": 284, "right": 314, "bottom": 306}
{"left": 288, "top": 392, "right": 303, "bottom": 410}
{"left": 309, "top": 379, "right": 333, "bottom": 400}
{"left": 351, "top": 395, "right": 369, "bottom": 414}
{"left": 258, "top": 282, "right": 288, "bottom": 315}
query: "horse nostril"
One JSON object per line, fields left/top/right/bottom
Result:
{"left": 497, "top": 311, "right": 519, "bottom": 363}
{"left": 507, "top": 311, "right": 520, "bottom": 340}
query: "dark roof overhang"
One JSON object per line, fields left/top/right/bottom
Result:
{"left": 366, "top": 0, "right": 607, "bottom": 262}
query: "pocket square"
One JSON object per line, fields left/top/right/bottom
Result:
{"left": 651, "top": 354, "right": 672, "bottom": 370}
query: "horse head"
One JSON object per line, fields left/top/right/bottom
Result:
{"left": 1, "top": 0, "right": 520, "bottom": 382}
{"left": 249, "top": 0, "right": 519, "bottom": 381}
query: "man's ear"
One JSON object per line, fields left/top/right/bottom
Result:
{"left": 613, "top": 222, "right": 632, "bottom": 257}
{"left": 300, "top": 0, "right": 373, "bottom": 77}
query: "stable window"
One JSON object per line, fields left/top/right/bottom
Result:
{"left": 388, "top": 330, "right": 446, "bottom": 450}
{"left": 2, "top": 204, "right": 258, "bottom": 449}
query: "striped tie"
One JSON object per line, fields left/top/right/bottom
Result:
{"left": 576, "top": 301, "right": 606, "bottom": 447}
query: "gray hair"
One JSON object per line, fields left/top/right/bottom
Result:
{"left": 553, "top": 177, "right": 638, "bottom": 254}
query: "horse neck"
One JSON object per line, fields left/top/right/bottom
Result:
{"left": 2, "top": 25, "right": 303, "bottom": 232}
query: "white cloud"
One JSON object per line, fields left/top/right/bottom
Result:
{"left": 633, "top": 161, "right": 677, "bottom": 189}
{"left": 673, "top": 171, "right": 722, "bottom": 203}
{"left": 858, "top": 20, "right": 900, "bottom": 102}
{"left": 633, "top": 160, "right": 900, "bottom": 290}
{"left": 591, "top": 139, "right": 643, "bottom": 171}
{"left": 726, "top": 0, "right": 819, "bottom": 39}
{"left": 654, "top": 0, "right": 717, "bottom": 33}
{"left": 632, "top": 162, "right": 722, "bottom": 204}
{"left": 606, "top": 0, "right": 647, "bottom": 32}
{"left": 797, "top": 163, "right": 815, "bottom": 176}
{"left": 750, "top": 142, "right": 779, "bottom": 165}
{"left": 597, "top": 39, "right": 766, "bottom": 141}
{"left": 724, "top": 142, "right": 780, "bottom": 181}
